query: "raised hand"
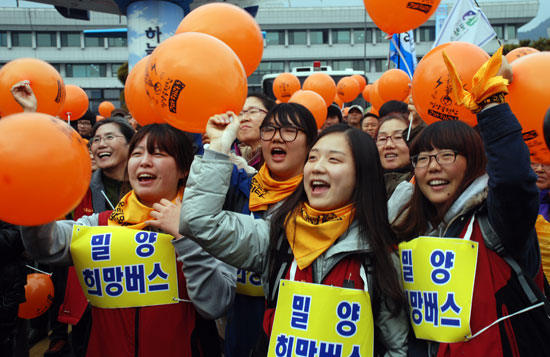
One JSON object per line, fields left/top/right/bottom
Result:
{"left": 206, "top": 111, "right": 240, "bottom": 154}
{"left": 10, "top": 80, "right": 37, "bottom": 112}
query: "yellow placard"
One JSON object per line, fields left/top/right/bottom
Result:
{"left": 236, "top": 269, "right": 264, "bottom": 297}
{"left": 268, "top": 279, "right": 373, "bottom": 357}
{"left": 70, "top": 225, "right": 179, "bottom": 309}
{"left": 398, "top": 237, "right": 478, "bottom": 343}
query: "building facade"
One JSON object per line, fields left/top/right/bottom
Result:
{"left": 0, "top": 0, "right": 538, "bottom": 110}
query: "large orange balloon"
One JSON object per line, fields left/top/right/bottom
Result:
{"left": 351, "top": 74, "right": 367, "bottom": 92}
{"left": 336, "top": 77, "right": 360, "bottom": 103}
{"left": 125, "top": 56, "right": 164, "bottom": 126}
{"left": 412, "top": 42, "right": 489, "bottom": 127}
{"left": 0, "top": 113, "right": 91, "bottom": 225}
{"left": 18, "top": 274, "right": 54, "bottom": 319}
{"left": 370, "top": 81, "right": 385, "bottom": 113}
{"left": 507, "top": 52, "right": 550, "bottom": 164}
{"left": 0, "top": 58, "right": 65, "bottom": 117}
{"left": 145, "top": 33, "right": 247, "bottom": 133}
{"left": 505, "top": 47, "right": 539, "bottom": 63}
{"left": 378, "top": 69, "right": 411, "bottom": 102}
{"left": 176, "top": 3, "right": 263, "bottom": 77}
{"left": 290, "top": 90, "right": 327, "bottom": 129}
{"left": 98, "top": 101, "right": 115, "bottom": 118}
{"left": 362, "top": 84, "right": 374, "bottom": 103}
{"left": 273, "top": 73, "right": 301, "bottom": 103}
{"left": 363, "top": 0, "right": 441, "bottom": 35}
{"left": 58, "top": 85, "right": 89, "bottom": 121}
{"left": 302, "top": 73, "right": 335, "bottom": 107}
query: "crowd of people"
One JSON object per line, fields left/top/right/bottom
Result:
{"left": 2, "top": 47, "right": 550, "bottom": 357}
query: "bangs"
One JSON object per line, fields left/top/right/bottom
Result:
{"left": 410, "top": 121, "right": 477, "bottom": 157}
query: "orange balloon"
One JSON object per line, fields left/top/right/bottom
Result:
{"left": 333, "top": 95, "right": 344, "bottom": 108}
{"left": 351, "top": 74, "right": 367, "bottom": 92}
{"left": 96, "top": 115, "right": 105, "bottom": 121}
{"left": 363, "top": 0, "right": 441, "bottom": 35}
{"left": 273, "top": 73, "right": 301, "bottom": 103}
{"left": 370, "top": 81, "right": 385, "bottom": 111}
{"left": 125, "top": 56, "right": 164, "bottom": 126}
{"left": 362, "top": 84, "right": 374, "bottom": 103}
{"left": 302, "top": 73, "right": 335, "bottom": 107}
{"left": 18, "top": 274, "right": 54, "bottom": 319}
{"left": 0, "top": 113, "right": 91, "bottom": 225}
{"left": 369, "top": 107, "right": 379, "bottom": 117}
{"left": 336, "top": 77, "right": 360, "bottom": 103}
{"left": 58, "top": 85, "right": 89, "bottom": 121}
{"left": 290, "top": 90, "right": 328, "bottom": 129}
{"left": 145, "top": 33, "right": 247, "bottom": 133}
{"left": 0, "top": 58, "right": 65, "bottom": 117}
{"left": 505, "top": 47, "right": 540, "bottom": 63}
{"left": 507, "top": 52, "right": 550, "bottom": 164}
{"left": 98, "top": 101, "right": 115, "bottom": 117}
{"left": 378, "top": 69, "right": 411, "bottom": 102}
{"left": 412, "top": 42, "right": 489, "bottom": 127}
{"left": 176, "top": 3, "right": 263, "bottom": 77}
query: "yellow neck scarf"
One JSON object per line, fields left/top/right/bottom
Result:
{"left": 108, "top": 188, "right": 184, "bottom": 230}
{"left": 285, "top": 203, "right": 355, "bottom": 270}
{"left": 249, "top": 163, "right": 303, "bottom": 212}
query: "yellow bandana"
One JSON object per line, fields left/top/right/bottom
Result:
{"left": 285, "top": 203, "right": 355, "bottom": 270}
{"left": 108, "top": 188, "right": 184, "bottom": 230}
{"left": 249, "top": 163, "right": 303, "bottom": 212}
{"left": 442, "top": 46, "right": 509, "bottom": 113}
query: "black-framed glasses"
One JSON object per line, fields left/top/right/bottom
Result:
{"left": 376, "top": 133, "right": 405, "bottom": 146}
{"left": 238, "top": 107, "right": 267, "bottom": 119}
{"left": 90, "top": 134, "right": 125, "bottom": 146}
{"left": 411, "top": 150, "right": 461, "bottom": 168}
{"left": 260, "top": 125, "right": 303, "bottom": 142}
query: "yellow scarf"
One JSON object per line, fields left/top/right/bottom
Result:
{"left": 249, "top": 163, "right": 303, "bottom": 212}
{"left": 108, "top": 188, "right": 184, "bottom": 230}
{"left": 285, "top": 203, "right": 355, "bottom": 270}
{"left": 442, "top": 46, "right": 509, "bottom": 113}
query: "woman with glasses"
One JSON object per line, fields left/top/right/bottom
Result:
{"left": 388, "top": 54, "right": 548, "bottom": 355}
{"left": 20, "top": 123, "right": 236, "bottom": 356}
{"left": 208, "top": 102, "right": 318, "bottom": 356}
{"left": 375, "top": 114, "right": 414, "bottom": 198}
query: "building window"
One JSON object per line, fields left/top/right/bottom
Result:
{"left": 85, "top": 36, "right": 104, "bottom": 47}
{"left": 108, "top": 36, "right": 127, "bottom": 47}
{"left": 310, "top": 30, "right": 329, "bottom": 45}
{"left": 494, "top": 25, "right": 504, "bottom": 40}
{"left": 353, "top": 28, "right": 373, "bottom": 44}
{"left": 265, "top": 30, "right": 284, "bottom": 45}
{"left": 248, "top": 61, "right": 284, "bottom": 86}
{"left": 375, "top": 29, "right": 390, "bottom": 43}
{"left": 418, "top": 26, "right": 435, "bottom": 42}
{"left": 61, "top": 32, "right": 81, "bottom": 47}
{"left": 66, "top": 64, "right": 107, "bottom": 77}
{"left": 332, "top": 60, "right": 368, "bottom": 71}
{"left": 375, "top": 59, "right": 390, "bottom": 72}
{"left": 111, "top": 63, "right": 124, "bottom": 77}
{"left": 50, "top": 63, "right": 61, "bottom": 72}
{"left": 104, "top": 89, "right": 121, "bottom": 99}
{"left": 36, "top": 32, "right": 56, "bottom": 47}
{"left": 506, "top": 24, "right": 518, "bottom": 40}
{"left": 0, "top": 32, "right": 7, "bottom": 46}
{"left": 11, "top": 31, "right": 32, "bottom": 47}
{"left": 332, "top": 29, "right": 351, "bottom": 44}
{"left": 288, "top": 30, "right": 307, "bottom": 45}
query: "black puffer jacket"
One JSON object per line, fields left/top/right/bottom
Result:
{"left": 0, "top": 220, "right": 27, "bottom": 327}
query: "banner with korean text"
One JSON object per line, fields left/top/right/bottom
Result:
{"left": 70, "top": 225, "right": 179, "bottom": 309}
{"left": 268, "top": 279, "right": 373, "bottom": 357}
{"left": 236, "top": 269, "right": 264, "bottom": 297}
{"left": 399, "top": 237, "right": 478, "bottom": 342}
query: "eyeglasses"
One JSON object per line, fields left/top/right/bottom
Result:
{"left": 77, "top": 121, "right": 92, "bottom": 126}
{"left": 376, "top": 133, "right": 405, "bottom": 146}
{"left": 238, "top": 107, "right": 267, "bottom": 119}
{"left": 260, "top": 125, "right": 303, "bottom": 142}
{"left": 411, "top": 150, "right": 461, "bottom": 168}
{"left": 90, "top": 134, "right": 125, "bottom": 146}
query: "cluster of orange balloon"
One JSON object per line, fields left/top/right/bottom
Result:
{"left": 302, "top": 73, "right": 336, "bottom": 108}
{"left": 0, "top": 58, "right": 66, "bottom": 117}
{"left": 137, "top": 2, "right": 260, "bottom": 133}
{"left": 0, "top": 113, "right": 91, "bottom": 225}
{"left": 18, "top": 273, "right": 54, "bottom": 319}
{"left": 363, "top": 0, "right": 441, "bottom": 35}
{"left": 273, "top": 73, "right": 301, "bottom": 103}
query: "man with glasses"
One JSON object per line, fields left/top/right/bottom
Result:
{"left": 76, "top": 110, "right": 96, "bottom": 139}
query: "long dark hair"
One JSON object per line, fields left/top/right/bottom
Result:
{"left": 127, "top": 123, "right": 194, "bottom": 188}
{"left": 393, "top": 120, "right": 487, "bottom": 241}
{"left": 270, "top": 124, "right": 404, "bottom": 314}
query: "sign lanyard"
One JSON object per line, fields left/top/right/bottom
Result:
{"left": 289, "top": 258, "right": 369, "bottom": 292}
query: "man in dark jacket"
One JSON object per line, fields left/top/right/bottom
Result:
{"left": 0, "top": 220, "right": 27, "bottom": 356}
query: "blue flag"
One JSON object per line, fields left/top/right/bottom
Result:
{"left": 389, "top": 31, "right": 418, "bottom": 79}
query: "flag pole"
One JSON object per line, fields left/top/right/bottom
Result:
{"left": 390, "top": 36, "right": 413, "bottom": 78}
{"left": 472, "top": 0, "right": 502, "bottom": 46}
